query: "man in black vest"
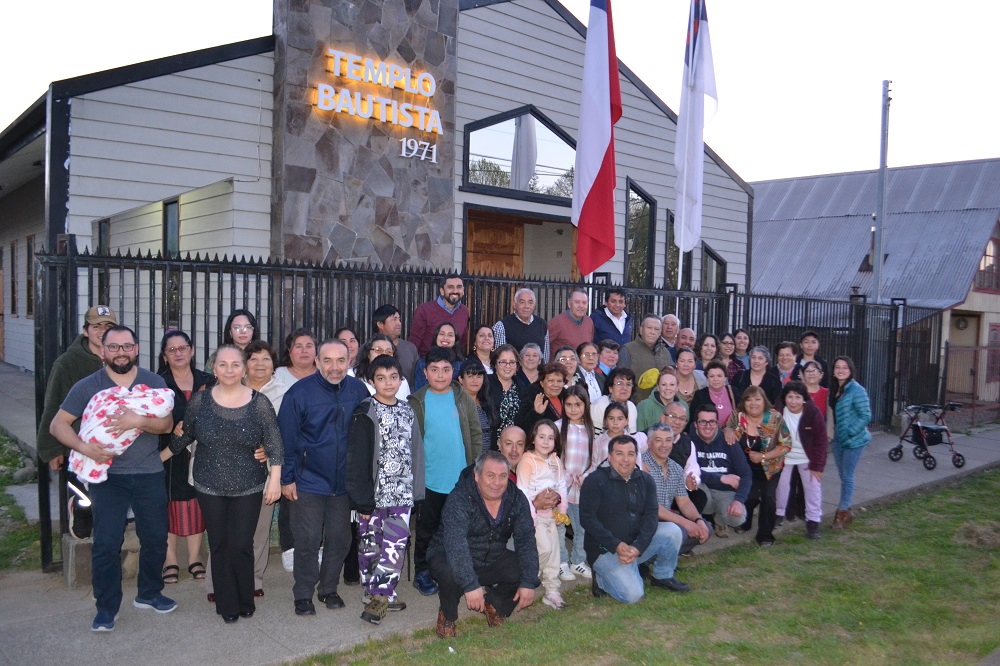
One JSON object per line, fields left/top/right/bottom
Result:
{"left": 492, "top": 287, "right": 550, "bottom": 361}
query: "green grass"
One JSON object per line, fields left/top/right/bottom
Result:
{"left": 311, "top": 469, "right": 1000, "bottom": 666}
{"left": 0, "top": 427, "right": 54, "bottom": 570}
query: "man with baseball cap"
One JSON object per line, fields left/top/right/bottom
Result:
{"left": 37, "top": 305, "right": 118, "bottom": 471}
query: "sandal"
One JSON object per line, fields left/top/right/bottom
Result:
{"left": 188, "top": 562, "right": 207, "bottom": 580}
{"left": 162, "top": 564, "right": 180, "bottom": 584}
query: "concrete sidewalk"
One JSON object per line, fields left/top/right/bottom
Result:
{"left": 2, "top": 360, "right": 999, "bottom": 665}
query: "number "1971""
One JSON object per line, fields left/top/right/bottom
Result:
{"left": 400, "top": 138, "right": 437, "bottom": 163}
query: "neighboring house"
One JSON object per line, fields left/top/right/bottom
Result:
{"left": 0, "top": 0, "right": 752, "bottom": 372}
{"left": 751, "top": 158, "right": 1000, "bottom": 398}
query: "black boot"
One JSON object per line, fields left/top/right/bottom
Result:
{"left": 806, "top": 520, "right": 820, "bottom": 540}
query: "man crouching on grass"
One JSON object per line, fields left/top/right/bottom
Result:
{"left": 580, "top": 435, "right": 690, "bottom": 603}
{"left": 426, "top": 450, "right": 538, "bottom": 638}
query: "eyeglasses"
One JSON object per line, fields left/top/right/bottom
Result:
{"left": 496, "top": 360, "right": 517, "bottom": 367}
{"left": 166, "top": 345, "right": 190, "bottom": 354}
{"left": 695, "top": 420, "right": 718, "bottom": 427}
{"left": 720, "top": 340, "right": 735, "bottom": 346}
{"left": 556, "top": 356, "right": 575, "bottom": 363}
{"left": 665, "top": 413, "right": 686, "bottom": 421}
{"left": 613, "top": 380, "right": 634, "bottom": 388}
{"left": 580, "top": 352, "right": 598, "bottom": 358}
{"left": 370, "top": 347, "right": 394, "bottom": 356}
{"left": 105, "top": 343, "right": 136, "bottom": 353}
{"left": 231, "top": 325, "right": 254, "bottom": 333}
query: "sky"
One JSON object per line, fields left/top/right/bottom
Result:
{"left": 2, "top": 0, "right": 999, "bottom": 183}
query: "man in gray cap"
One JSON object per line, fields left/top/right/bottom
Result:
{"left": 37, "top": 305, "right": 118, "bottom": 471}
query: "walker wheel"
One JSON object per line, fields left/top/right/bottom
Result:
{"left": 922, "top": 455, "right": 937, "bottom": 471}
{"left": 888, "top": 447, "right": 903, "bottom": 462}
{"left": 952, "top": 454, "right": 966, "bottom": 469}
{"left": 913, "top": 446, "right": 927, "bottom": 459}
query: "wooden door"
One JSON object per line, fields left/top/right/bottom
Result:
{"left": 466, "top": 217, "right": 524, "bottom": 277}
{"left": 947, "top": 314, "right": 979, "bottom": 394}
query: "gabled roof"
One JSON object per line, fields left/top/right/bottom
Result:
{"left": 750, "top": 159, "right": 1000, "bottom": 309}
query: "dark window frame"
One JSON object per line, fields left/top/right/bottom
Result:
{"left": 25, "top": 235, "right": 34, "bottom": 318}
{"left": 163, "top": 200, "right": 181, "bottom": 327}
{"left": 624, "top": 178, "right": 656, "bottom": 288}
{"left": 460, "top": 104, "right": 576, "bottom": 208}
{"left": 701, "top": 242, "right": 727, "bottom": 292}
{"left": 9, "top": 240, "right": 17, "bottom": 316}
{"left": 664, "top": 209, "right": 693, "bottom": 291}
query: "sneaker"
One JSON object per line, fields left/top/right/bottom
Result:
{"left": 281, "top": 548, "right": 294, "bottom": 572}
{"left": 774, "top": 516, "right": 785, "bottom": 527}
{"left": 572, "top": 562, "right": 593, "bottom": 579}
{"left": 360, "top": 595, "right": 388, "bottom": 625}
{"left": 412, "top": 570, "right": 438, "bottom": 596}
{"left": 294, "top": 598, "right": 316, "bottom": 616}
{"left": 558, "top": 562, "right": 576, "bottom": 581}
{"left": 542, "top": 591, "right": 566, "bottom": 609}
{"left": 714, "top": 522, "right": 729, "bottom": 538}
{"left": 386, "top": 598, "right": 407, "bottom": 612}
{"left": 91, "top": 610, "right": 118, "bottom": 632}
{"left": 133, "top": 594, "right": 177, "bottom": 613}
{"left": 650, "top": 576, "right": 691, "bottom": 593}
{"left": 318, "top": 592, "right": 345, "bottom": 609}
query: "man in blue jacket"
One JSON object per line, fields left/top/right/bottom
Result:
{"left": 590, "top": 288, "right": 632, "bottom": 347}
{"left": 279, "top": 338, "right": 369, "bottom": 616}
{"left": 690, "top": 404, "right": 751, "bottom": 534}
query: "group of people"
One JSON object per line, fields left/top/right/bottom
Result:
{"left": 36, "top": 276, "right": 873, "bottom": 637}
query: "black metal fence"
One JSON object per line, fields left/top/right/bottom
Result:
{"left": 942, "top": 343, "right": 1000, "bottom": 429}
{"left": 33, "top": 237, "right": 943, "bottom": 569}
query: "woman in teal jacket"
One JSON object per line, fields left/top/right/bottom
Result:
{"left": 828, "top": 356, "right": 871, "bottom": 530}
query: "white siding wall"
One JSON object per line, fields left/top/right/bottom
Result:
{"left": 67, "top": 54, "right": 274, "bottom": 260}
{"left": 0, "top": 176, "right": 45, "bottom": 370}
{"left": 456, "top": 0, "right": 750, "bottom": 288}
{"left": 524, "top": 221, "right": 574, "bottom": 279}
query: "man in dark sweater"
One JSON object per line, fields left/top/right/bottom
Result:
{"left": 492, "top": 287, "right": 550, "bottom": 361}
{"left": 580, "top": 435, "right": 690, "bottom": 603}
{"left": 408, "top": 274, "right": 470, "bottom": 357}
{"left": 427, "top": 450, "right": 537, "bottom": 638}
{"left": 690, "top": 404, "right": 751, "bottom": 531}
{"left": 37, "top": 305, "right": 117, "bottom": 470}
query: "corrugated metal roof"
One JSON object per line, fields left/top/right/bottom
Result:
{"left": 751, "top": 158, "right": 1000, "bottom": 308}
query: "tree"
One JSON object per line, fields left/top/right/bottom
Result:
{"left": 545, "top": 166, "right": 574, "bottom": 198}
{"left": 469, "top": 158, "right": 510, "bottom": 188}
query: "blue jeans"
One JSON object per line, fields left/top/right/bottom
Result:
{"left": 563, "top": 503, "right": 586, "bottom": 565}
{"left": 89, "top": 471, "right": 168, "bottom": 613}
{"left": 592, "top": 522, "right": 683, "bottom": 604}
{"left": 832, "top": 442, "right": 866, "bottom": 510}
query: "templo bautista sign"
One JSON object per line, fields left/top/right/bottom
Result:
{"left": 316, "top": 49, "right": 444, "bottom": 137}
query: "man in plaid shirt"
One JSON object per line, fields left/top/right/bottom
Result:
{"left": 641, "top": 424, "right": 712, "bottom": 555}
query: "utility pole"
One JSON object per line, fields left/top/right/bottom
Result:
{"left": 873, "top": 79, "right": 891, "bottom": 304}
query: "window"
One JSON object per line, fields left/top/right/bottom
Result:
{"left": 975, "top": 222, "right": 1000, "bottom": 291}
{"left": 163, "top": 201, "right": 180, "bottom": 326}
{"left": 25, "top": 235, "right": 34, "bottom": 318}
{"left": 702, "top": 243, "right": 727, "bottom": 292}
{"left": 664, "top": 211, "right": 693, "bottom": 290}
{"left": 97, "top": 219, "right": 110, "bottom": 255}
{"left": 625, "top": 180, "right": 655, "bottom": 287}
{"left": 9, "top": 241, "right": 16, "bottom": 316}
{"left": 163, "top": 200, "right": 179, "bottom": 259}
{"left": 463, "top": 106, "right": 576, "bottom": 205}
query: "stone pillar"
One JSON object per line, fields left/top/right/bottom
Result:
{"left": 272, "top": 0, "right": 458, "bottom": 268}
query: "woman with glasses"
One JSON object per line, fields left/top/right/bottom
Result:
{"left": 354, "top": 334, "right": 411, "bottom": 400}
{"left": 275, "top": 329, "right": 317, "bottom": 384}
{"left": 800, "top": 360, "right": 829, "bottom": 418}
{"left": 488, "top": 344, "right": 522, "bottom": 430}
{"left": 589, "top": 366, "right": 638, "bottom": 435}
{"left": 574, "top": 342, "right": 604, "bottom": 402}
{"left": 718, "top": 333, "right": 746, "bottom": 382}
{"left": 553, "top": 345, "right": 580, "bottom": 388}
{"left": 208, "top": 309, "right": 261, "bottom": 370}
{"left": 157, "top": 329, "right": 213, "bottom": 586}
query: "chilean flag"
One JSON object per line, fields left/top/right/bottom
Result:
{"left": 572, "top": 0, "right": 622, "bottom": 277}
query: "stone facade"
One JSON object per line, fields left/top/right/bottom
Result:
{"left": 272, "top": 0, "right": 458, "bottom": 268}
